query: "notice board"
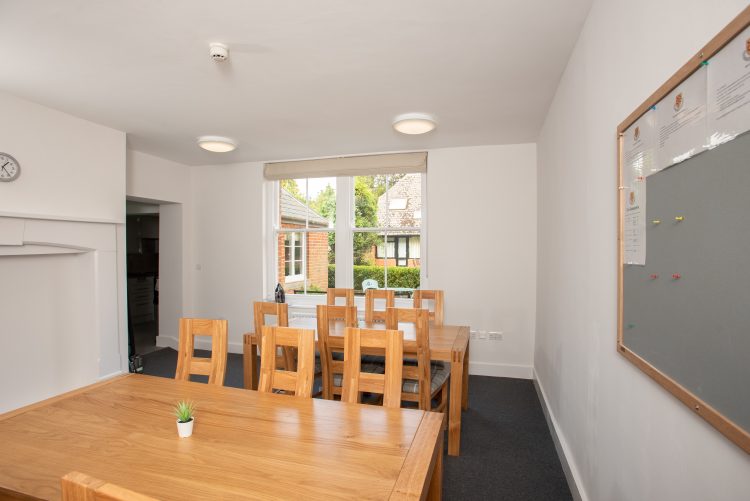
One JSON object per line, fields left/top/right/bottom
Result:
{"left": 618, "top": 6, "right": 750, "bottom": 454}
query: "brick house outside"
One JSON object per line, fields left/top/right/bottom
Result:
{"left": 366, "top": 173, "right": 421, "bottom": 268}
{"left": 277, "top": 188, "right": 331, "bottom": 293}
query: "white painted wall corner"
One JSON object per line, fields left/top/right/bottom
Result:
{"left": 533, "top": 369, "right": 588, "bottom": 501}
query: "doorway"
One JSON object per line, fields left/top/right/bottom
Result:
{"left": 126, "top": 202, "right": 160, "bottom": 356}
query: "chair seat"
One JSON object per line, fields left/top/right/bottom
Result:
{"left": 332, "top": 361, "right": 384, "bottom": 387}
{"left": 402, "top": 361, "right": 450, "bottom": 394}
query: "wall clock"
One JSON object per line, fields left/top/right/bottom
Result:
{"left": 0, "top": 153, "right": 20, "bottom": 182}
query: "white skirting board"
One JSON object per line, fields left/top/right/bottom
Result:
{"left": 469, "top": 361, "right": 533, "bottom": 379}
{"left": 534, "top": 370, "right": 588, "bottom": 501}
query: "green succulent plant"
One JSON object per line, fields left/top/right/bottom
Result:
{"left": 174, "top": 400, "right": 196, "bottom": 423}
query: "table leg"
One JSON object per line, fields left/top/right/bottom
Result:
{"left": 448, "top": 354, "right": 464, "bottom": 456}
{"left": 462, "top": 340, "right": 469, "bottom": 411}
{"left": 242, "top": 336, "right": 259, "bottom": 390}
{"left": 426, "top": 432, "right": 444, "bottom": 500}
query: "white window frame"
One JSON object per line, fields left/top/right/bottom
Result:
{"left": 283, "top": 231, "right": 304, "bottom": 282}
{"left": 263, "top": 173, "right": 428, "bottom": 312}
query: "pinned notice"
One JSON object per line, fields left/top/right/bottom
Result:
{"left": 708, "top": 25, "right": 750, "bottom": 147}
{"left": 656, "top": 65, "right": 708, "bottom": 170}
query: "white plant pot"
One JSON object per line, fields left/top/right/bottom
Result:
{"left": 176, "top": 418, "right": 194, "bottom": 438}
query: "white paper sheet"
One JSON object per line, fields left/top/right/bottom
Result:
{"left": 622, "top": 110, "right": 655, "bottom": 266}
{"left": 707, "top": 25, "right": 750, "bottom": 147}
{"left": 656, "top": 65, "right": 708, "bottom": 170}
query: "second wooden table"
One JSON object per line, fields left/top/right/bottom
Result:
{"left": 244, "top": 317, "right": 470, "bottom": 456}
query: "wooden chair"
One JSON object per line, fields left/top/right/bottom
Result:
{"left": 258, "top": 326, "right": 315, "bottom": 398}
{"left": 413, "top": 289, "right": 445, "bottom": 326}
{"left": 364, "top": 288, "right": 395, "bottom": 323}
{"left": 61, "top": 471, "right": 159, "bottom": 501}
{"left": 174, "top": 318, "right": 228, "bottom": 385}
{"left": 317, "top": 304, "right": 358, "bottom": 399}
{"left": 326, "top": 288, "right": 355, "bottom": 306}
{"left": 386, "top": 307, "right": 449, "bottom": 411}
{"left": 246, "top": 301, "right": 294, "bottom": 370}
{"left": 341, "top": 327, "right": 404, "bottom": 409}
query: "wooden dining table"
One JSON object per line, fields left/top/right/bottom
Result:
{"left": 0, "top": 374, "right": 444, "bottom": 500}
{"left": 243, "top": 318, "right": 470, "bottom": 456}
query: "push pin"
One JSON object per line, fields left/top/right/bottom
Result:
{"left": 652, "top": 219, "right": 661, "bottom": 225}
{"left": 627, "top": 323, "right": 635, "bottom": 329}
{"left": 672, "top": 273, "right": 682, "bottom": 280}
{"left": 675, "top": 216, "right": 684, "bottom": 222}
{"left": 650, "top": 274, "right": 659, "bottom": 280}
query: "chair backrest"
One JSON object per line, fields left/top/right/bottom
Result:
{"left": 362, "top": 278, "right": 379, "bottom": 290}
{"left": 385, "top": 307, "right": 432, "bottom": 409}
{"left": 412, "top": 290, "right": 445, "bottom": 326}
{"left": 341, "top": 327, "right": 404, "bottom": 408}
{"left": 316, "top": 304, "right": 358, "bottom": 399}
{"left": 364, "top": 288, "right": 395, "bottom": 323}
{"left": 253, "top": 301, "right": 292, "bottom": 369}
{"left": 326, "top": 288, "right": 355, "bottom": 306}
{"left": 174, "top": 318, "right": 228, "bottom": 385}
{"left": 258, "top": 326, "right": 315, "bottom": 398}
{"left": 61, "top": 471, "right": 159, "bottom": 501}
{"left": 253, "top": 301, "right": 289, "bottom": 332}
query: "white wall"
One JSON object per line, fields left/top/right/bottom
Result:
{"left": 0, "top": 253, "right": 96, "bottom": 413}
{"left": 190, "top": 161, "right": 265, "bottom": 350}
{"left": 126, "top": 150, "right": 194, "bottom": 343}
{"left": 0, "top": 94, "right": 127, "bottom": 412}
{"left": 535, "top": 1, "right": 750, "bottom": 500}
{"left": 0, "top": 91, "right": 125, "bottom": 222}
{"left": 428, "top": 144, "right": 537, "bottom": 378}
{"left": 185, "top": 145, "right": 538, "bottom": 376}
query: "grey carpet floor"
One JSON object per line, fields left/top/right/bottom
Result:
{"left": 141, "top": 348, "right": 571, "bottom": 500}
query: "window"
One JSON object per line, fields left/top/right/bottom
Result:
{"left": 283, "top": 232, "right": 303, "bottom": 281}
{"left": 375, "top": 235, "right": 421, "bottom": 266}
{"left": 276, "top": 178, "right": 335, "bottom": 295}
{"left": 270, "top": 172, "right": 425, "bottom": 298}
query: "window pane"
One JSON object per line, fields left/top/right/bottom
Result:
{"left": 353, "top": 233, "right": 383, "bottom": 295}
{"left": 279, "top": 177, "right": 336, "bottom": 230}
{"left": 306, "top": 177, "right": 336, "bottom": 229}
{"left": 279, "top": 178, "right": 308, "bottom": 227}
{"left": 385, "top": 173, "right": 421, "bottom": 229}
{"left": 278, "top": 232, "right": 304, "bottom": 292}
{"left": 305, "top": 231, "right": 334, "bottom": 294}
{"left": 384, "top": 231, "right": 420, "bottom": 295}
{"left": 353, "top": 175, "right": 386, "bottom": 228}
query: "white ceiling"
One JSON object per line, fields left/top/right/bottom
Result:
{"left": 0, "top": 0, "right": 592, "bottom": 165}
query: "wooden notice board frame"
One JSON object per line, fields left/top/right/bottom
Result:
{"left": 617, "top": 5, "right": 750, "bottom": 454}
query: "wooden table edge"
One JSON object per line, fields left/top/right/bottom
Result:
{"left": 451, "top": 326, "right": 469, "bottom": 360}
{"left": 390, "top": 411, "right": 445, "bottom": 500}
{"left": 0, "top": 373, "right": 131, "bottom": 422}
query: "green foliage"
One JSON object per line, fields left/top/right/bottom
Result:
{"left": 328, "top": 264, "right": 420, "bottom": 291}
{"left": 310, "top": 183, "right": 336, "bottom": 223}
{"left": 357, "top": 174, "right": 406, "bottom": 198}
{"left": 353, "top": 178, "right": 378, "bottom": 264}
{"left": 174, "top": 400, "right": 196, "bottom": 423}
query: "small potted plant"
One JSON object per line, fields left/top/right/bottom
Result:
{"left": 174, "top": 400, "right": 196, "bottom": 438}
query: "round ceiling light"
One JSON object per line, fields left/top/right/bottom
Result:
{"left": 197, "top": 136, "right": 237, "bottom": 153}
{"left": 392, "top": 113, "right": 437, "bottom": 135}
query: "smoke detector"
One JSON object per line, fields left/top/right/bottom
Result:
{"left": 209, "top": 42, "right": 229, "bottom": 62}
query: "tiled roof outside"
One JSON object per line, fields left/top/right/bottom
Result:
{"left": 376, "top": 173, "right": 421, "bottom": 230}
{"left": 280, "top": 188, "right": 330, "bottom": 227}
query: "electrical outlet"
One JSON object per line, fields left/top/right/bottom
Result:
{"left": 478, "top": 330, "right": 488, "bottom": 340}
{"left": 488, "top": 331, "right": 503, "bottom": 341}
